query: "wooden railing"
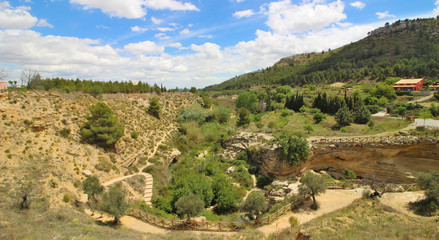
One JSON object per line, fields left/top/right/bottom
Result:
{"left": 127, "top": 202, "right": 294, "bottom": 232}
{"left": 310, "top": 132, "right": 438, "bottom": 145}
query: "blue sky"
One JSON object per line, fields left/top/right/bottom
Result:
{"left": 0, "top": 0, "right": 438, "bottom": 88}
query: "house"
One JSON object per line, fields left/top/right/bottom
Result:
{"left": 393, "top": 78, "right": 424, "bottom": 91}
{"left": 0, "top": 82, "right": 7, "bottom": 91}
{"left": 430, "top": 84, "right": 439, "bottom": 91}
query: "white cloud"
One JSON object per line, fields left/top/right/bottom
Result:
{"left": 168, "top": 42, "right": 188, "bottom": 49}
{"left": 199, "top": 34, "right": 213, "bottom": 39}
{"left": 233, "top": 9, "right": 255, "bottom": 18}
{"left": 191, "top": 42, "right": 222, "bottom": 59}
{"left": 123, "top": 41, "right": 164, "bottom": 55}
{"left": 151, "top": 16, "right": 162, "bottom": 24}
{"left": 158, "top": 27, "right": 175, "bottom": 32}
{"left": 144, "top": 0, "right": 199, "bottom": 11}
{"left": 0, "top": 2, "right": 38, "bottom": 29}
{"left": 434, "top": 0, "right": 439, "bottom": 15}
{"left": 265, "top": 0, "right": 346, "bottom": 34}
{"left": 180, "top": 28, "right": 190, "bottom": 34}
{"left": 376, "top": 11, "right": 395, "bottom": 19}
{"left": 131, "top": 25, "right": 148, "bottom": 32}
{"left": 350, "top": 1, "right": 365, "bottom": 10}
{"left": 154, "top": 32, "right": 170, "bottom": 40}
{"left": 36, "top": 19, "right": 53, "bottom": 28}
{"left": 69, "top": 0, "right": 148, "bottom": 19}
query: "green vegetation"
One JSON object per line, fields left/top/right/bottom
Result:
{"left": 82, "top": 176, "right": 104, "bottom": 202}
{"left": 236, "top": 108, "right": 251, "bottom": 126}
{"left": 148, "top": 97, "right": 161, "bottom": 118}
{"left": 299, "top": 171, "right": 332, "bottom": 208}
{"left": 241, "top": 191, "right": 266, "bottom": 220}
{"left": 275, "top": 132, "right": 309, "bottom": 165}
{"left": 344, "top": 168, "right": 357, "bottom": 179}
{"left": 205, "top": 18, "right": 439, "bottom": 91}
{"left": 175, "top": 194, "right": 204, "bottom": 221}
{"left": 410, "top": 171, "right": 439, "bottom": 216}
{"left": 235, "top": 91, "right": 258, "bottom": 112}
{"left": 302, "top": 199, "right": 439, "bottom": 240}
{"left": 80, "top": 102, "right": 124, "bottom": 149}
{"left": 98, "top": 183, "right": 128, "bottom": 224}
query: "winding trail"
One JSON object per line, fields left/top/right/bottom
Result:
{"left": 257, "top": 188, "right": 363, "bottom": 237}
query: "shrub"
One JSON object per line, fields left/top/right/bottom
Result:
{"left": 152, "top": 197, "right": 173, "bottom": 213}
{"left": 63, "top": 194, "right": 70, "bottom": 203}
{"left": 175, "top": 194, "right": 204, "bottom": 220}
{"left": 131, "top": 131, "right": 139, "bottom": 139}
{"left": 178, "top": 104, "right": 206, "bottom": 123}
{"left": 280, "top": 109, "right": 290, "bottom": 117}
{"left": 354, "top": 106, "right": 371, "bottom": 124}
{"left": 236, "top": 108, "right": 250, "bottom": 126}
{"left": 256, "top": 174, "right": 272, "bottom": 188}
{"left": 212, "top": 106, "right": 231, "bottom": 123}
{"left": 236, "top": 91, "right": 258, "bottom": 113}
{"left": 344, "top": 168, "right": 357, "bottom": 179}
{"left": 313, "top": 112, "right": 326, "bottom": 123}
{"left": 58, "top": 128, "right": 71, "bottom": 138}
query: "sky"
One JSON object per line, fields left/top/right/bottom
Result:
{"left": 0, "top": 0, "right": 438, "bottom": 88}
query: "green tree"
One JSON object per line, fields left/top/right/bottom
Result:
{"left": 80, "top": 102, "right": 124, "bottom": 149}
{"left": 395, "top": 106, "right": 407, "bottom": 119}
{"left": 212, "top": 106, "right": 231, "bottom": 123}
{"left": 98, "top": 183, "right": 128, "bottom": 224}
{"left": 335, "top": 106, "right": 353, "bottom": 126}
{"left": 354, "top": 105, "right": 371, "bottom": 124}
{"left": 417, "top": 172, "right": 439, "bottom": 203}
{"left": 275, "top": 132, "right": 309, "bottom": 165}
{"left": 236, "top": 108, "right": 250, "bottom": 126}
{"left": 304, "top": 124, "right": 313, "bottom": 134}
{"left": 313, "top": 112, "right": 326, "bottom": 123}
{"left": 171, "top": 174, "right": 214, "bottom": 208}
{"left": 148, "top": 97, "right": 161, "bottom": 118}
{"left": 82, "top": 176, "right": 104, "bottom": 202}
{"left": 175, "top": 194, "right": 204, "bottom": 221}
{"left": 242, "top": 191, "right": 266, "bottom": 220}
{"left": 212, "top": 175, "right": 238, "bottom": 214}
{"left": 299, "top": 170, "right": 332, "bottom": 208}
{"left": 178, "top": 104, "right": 206, "bottom": 123}
{"left": 236, "top": 91, "right": 258, "bottom": 112}
{"left": 419, "top": 109, "right": 432, "bottom": 126}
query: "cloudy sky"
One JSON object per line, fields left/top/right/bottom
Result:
{"left": 0, "top": 0, "right": 438, "bottom": 88}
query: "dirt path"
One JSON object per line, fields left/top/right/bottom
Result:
{"left": 379, "top": 191, "right": 428, "bottom": 218}
{"left": 257, "top": 188, "right": 363, "bottom": 237}
{"left": 408, "top": 92, "right": 433, "bottom": 103}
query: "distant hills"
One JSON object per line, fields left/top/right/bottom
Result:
{"left": 204, "top": 17, "right": 439, "bottom": 91}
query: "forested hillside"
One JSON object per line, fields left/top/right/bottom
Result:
{"left": 205, "top": 17, "right": 439, "bottom": 91}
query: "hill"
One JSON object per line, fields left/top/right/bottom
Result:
{"left": 0, "top": 90, "right": 200, "bottom": 239}
{"left": 204, "top": 17, "right": 439, "bottom": 91}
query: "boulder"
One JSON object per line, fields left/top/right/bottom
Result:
{"left": 226, "top": 166, "right": 236, "bottom": 174}
{"left": 272, "top": 180, "right": 289, "bottom": 187}
{"left": 82, "top": 170, "right": 92, "bottom": 177}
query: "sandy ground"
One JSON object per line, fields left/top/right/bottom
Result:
{"left": 379, "top": 191, "right": 427, "bottom": 217}
{"left": 257, "top": 188, "right": 363, "bottom": 236}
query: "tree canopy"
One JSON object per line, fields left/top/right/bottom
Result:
{"left": 275, "top": 132, "right": 309, "bottom": 165}
{"left": 299, "top": 170, "right": 332, "bottom": 208}
{"left": 241, "top": 191, "right": 266, "bottom": 220}
{"left": 80, "top": 102, "right": 124, "bottom": 149}
{"left": 148, "top": 97, "right": 161, "bottom": 119}
{"left": 98, "top": 183, "right": 128, "bottom": 224}
{"left": 175, "top": 194, "right": 204, "bottom": 221}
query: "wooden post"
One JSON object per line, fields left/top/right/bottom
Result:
{"left": 219, "top": 222, "right": 222, "bottom": 231}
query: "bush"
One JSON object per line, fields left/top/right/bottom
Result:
{"left": 63, "top": 194, "right": 70, "bottom": 203}
{"left": 280, "top": 109, "right": 290, "bottom": 117}
{"left": 236, "top": 108, "right": 251, "bottom": 126}
{"left": 344, "top": 168, "right": 357, "bottom": 179}
{"left": 256, "top": 174, "right": 272, "bottom": 188}
{"left": 313, "top": 112, "right": 326, "bottom": 123}
{"left": 236, "top": 91, "right": 258, "bottom": 112}
{"left": 131, "top": 131, "right": 139, "bottom": 139}
{"left": 58, "top": 128, "right": 70, "bottom": 138}
{"left": 178, "top": 104, "right": 206, "bottom": 123}
{"left": 212, "top": 106, "right": 231, "bottom": 123}
{"left": 152, "top": 197, "right": 173, "bottom": 213}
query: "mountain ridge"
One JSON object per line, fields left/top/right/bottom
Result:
{"left": 204, "top": 17, "right": 439, "bottom": 91}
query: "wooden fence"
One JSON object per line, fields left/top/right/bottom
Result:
{"left": 310, "top": 132, "right": 438, "bottom": 145}
{"left": 127, "top": 202, "right": 294, "bottom": 232}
